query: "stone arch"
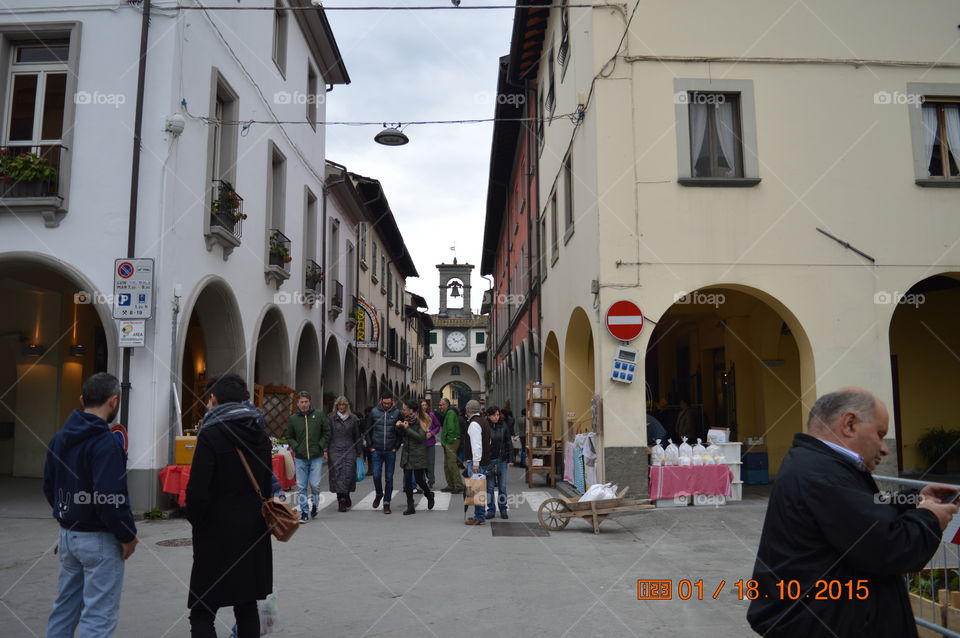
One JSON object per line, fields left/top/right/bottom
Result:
{"left": 293, "top": 322, "right": 321, "bottom": 399}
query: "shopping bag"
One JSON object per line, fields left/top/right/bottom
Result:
{"left": 463, "top": 475, "right": 487, "bottom": 507}
{"left": 231, "top": 592, "right": 280, "bottom": 637}
{"left": 356, "top": 457, "right": 366, "bottom": 482}
{"left": 258, "top": 592, "right": 280, "bottom": 634}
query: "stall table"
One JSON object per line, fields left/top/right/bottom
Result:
{"left": 160, "top": 453, "right": 296, "bottom": 507}
{"left": 648, "top": 465, "right": 734, "bottom": 502}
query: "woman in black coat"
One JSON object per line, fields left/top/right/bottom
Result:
{"left": 327, "top": 396, "right": 363, "bottom": 512}
{"left": 186, "top": 375, "right": 273, "bottom": 638}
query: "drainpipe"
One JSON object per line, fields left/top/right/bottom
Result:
{"left": 119, "top": 0, "right": 151, "bottom": 430}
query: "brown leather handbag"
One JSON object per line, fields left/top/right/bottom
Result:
{"left": 236, "top": 448, "right": 300, "bottom": 542}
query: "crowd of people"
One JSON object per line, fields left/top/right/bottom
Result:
{"left": 284, "top": 388, "right": 525, "bottom": 519}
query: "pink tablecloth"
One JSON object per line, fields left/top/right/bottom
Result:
{"left": 160, "top": 454, "right": 296, "bottom": 506}
{"left": 648, "top": 465, "right": 733, "bottom": 500}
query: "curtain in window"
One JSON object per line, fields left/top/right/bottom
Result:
{"left": 944, "top": 104, "right": 960, "bottom": 174}
{"left": 921, "top": 106, "right": 939, "bottom": 176}
{"left": 716, "top": 100, "right": 737, "bottom": 176}
{"left": 690, "top": 102, "right": 708, "bottom": 176}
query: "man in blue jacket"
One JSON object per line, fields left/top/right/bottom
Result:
{"left": 43, "top": 372, "right": 138, "bottom": 637}
{"left": 365, "top": 391, "right": 402, "bottom": 515}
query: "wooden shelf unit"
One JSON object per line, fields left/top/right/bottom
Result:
{"left": 526, "top": 382, "right": 556, "bottom": 487}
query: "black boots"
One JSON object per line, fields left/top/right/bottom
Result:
{"left": 403, "top": 492, "right": 416, "bottom": 515}
{"left": 426, "top": 490, "right": 435, "bottom": 510}
{"left": 337, "top": 494, "right": 347, "bottom": 513}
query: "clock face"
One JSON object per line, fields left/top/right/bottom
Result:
{"left": 446, "top": 331, "right": 467, "bottom": 353}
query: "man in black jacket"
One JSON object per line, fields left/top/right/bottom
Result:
{"left": 366, "top": 391, "right": 402, "bottom": 514}
{"left": 747, "top": 387, "right": 957, "bottom": 637}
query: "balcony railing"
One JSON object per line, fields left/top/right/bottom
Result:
{"left": 0, "top": 144, "right": 67, "bottom": 198}
{"left": 305, "top": 259, "right": 322, "bottom": 292}
{"left": 210, "top": 179, "right": 244, "bottom": 239}
{"left": 268, "top": 229, "right": 292, "bottom": 274}
{"left": 330, "top": 280, "right": 344, "bottom": 311}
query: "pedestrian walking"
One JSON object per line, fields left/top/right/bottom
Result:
{"left": 327, "top": 396, "right": 362, "bottom": 513}
{"left": 186, "top": 373, "right": 273, "bottom": 638}
{"left": 284, "top": 391, "right": 331, "bottom": 522}
{"left": 44, "top": 372, "right": 138, "bottom": 638}
{"left": 485, "top": 406, "right": 513, "bottom": 520}
{"left": 398, "top": 400, "right": 436, "bottom": 515}
{"left": 464, "top": 400, "right": 492, "bottom": 526}
{"left": 421, "top": 399, "right": 441, "bottom": 489}
{"left": 366, "top": 391, "right": 402, "bottom": 514}
{"left": 438, "top": 398, "right": 464, "bottom": 494}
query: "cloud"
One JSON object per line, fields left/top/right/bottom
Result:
{"left": 325, "top": 5, "right": 513, "bottom": 313}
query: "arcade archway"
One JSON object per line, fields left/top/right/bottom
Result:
{"left": 294, "top": 323, "right": 321, "bottom": 400}
{"left": 0, "top": 256, "right": 113, "bottom": 477}
{"left": 179, "top": 278, "right": 246, "bottom": 430}
{"left": 889, "top": 274, "right": 960, "bottom": 473}
{"left": 645, "top": 285, "right": 814, "bottom": 475}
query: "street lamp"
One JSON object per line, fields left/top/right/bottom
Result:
{"left": 374, "top": 125, "right": 409, "bottom": 146}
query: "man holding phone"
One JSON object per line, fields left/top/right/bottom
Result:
{"left": 748, "top": 388, "right": 958, "bottom": 637}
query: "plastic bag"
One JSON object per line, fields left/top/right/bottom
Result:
{"left": 664, "top": 439, "right": 680, "bottom": 466}
{"left": 679, "top": 437, "right": 693, "bottom": 465}
{"left": 706, "top": 442, "right": 722, "bottom": 465}
{"left": 692, "top": 438, "right": 706, "bottom": 466}
{"left": 356, "top": 457, "right": 366, "bottom": 482}
{"left": 232, "top": 592, "right": 280, "bottom": 636}
{"left": 580, "top": 483, "right": 618, "bottom": 502}
{"left": 651, "top": 439, "right": 664, "bottom": 466}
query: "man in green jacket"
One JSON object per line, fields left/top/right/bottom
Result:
{"left": 439, "top": 398, "right": 464, "bottom": 493}
{"left": 284, "top": 391, "right": 331, "bottom": 522}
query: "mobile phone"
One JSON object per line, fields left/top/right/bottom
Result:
{"left": 940, "top": 490, "right": 960, "bottom": 505}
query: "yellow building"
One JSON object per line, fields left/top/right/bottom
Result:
{"left": 501, "top": 0, "right": 960, "bottom": 493}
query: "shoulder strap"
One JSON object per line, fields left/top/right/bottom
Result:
{"left": 236, "top": 448, "right": 265, "bottom": 501}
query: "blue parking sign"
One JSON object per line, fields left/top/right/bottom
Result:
{"left": 118, "top": 293, "right": 131, "bottom": 306}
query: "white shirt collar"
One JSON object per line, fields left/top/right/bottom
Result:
{"left": 819, "top": 438, "right": 866, "bottom": 470}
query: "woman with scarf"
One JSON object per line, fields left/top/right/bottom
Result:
{"left": 398, "top": 399, "right": 435, "bottom": 515}
{"left": 327, "top": 396, "right": 362, "bottom": 513}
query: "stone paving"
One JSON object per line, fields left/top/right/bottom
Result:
{"left": 0, "top": 469, "right": 770, "bottom": 637}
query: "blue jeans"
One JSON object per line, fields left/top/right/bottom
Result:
{"left": 470, "top": 466, "right": 490, "bottom": 521}
{"left": 295, "top": 456, "right": 324, "bottom": 512}
{"left": 371, "top": 450, "right": 396, "bottom": 504}
{"left": 486, "top": 460, "right": 509, "bottom": 517}
{"left": 47, "top": 529, "right": 125, "bottom": 637}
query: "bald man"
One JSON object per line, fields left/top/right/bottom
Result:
{"left": 747, "top": 387, "right": 957, "bottom": 637}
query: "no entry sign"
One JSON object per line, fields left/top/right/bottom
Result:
{"left": 605, "top": 300, "right": 644, "bottom": 342}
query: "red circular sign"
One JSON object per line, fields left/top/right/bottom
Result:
{"left": 117, "top": 262, "right": 135, "bottom": 279}
{"left": 605, "top": 300, "right": 644, "bottom": 341}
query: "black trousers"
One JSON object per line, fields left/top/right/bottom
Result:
{"left": 402, "top": 468, "right": 433, "bottom": 496}
{"left": 189, "top": 601, "right": 258, "bottom": 638}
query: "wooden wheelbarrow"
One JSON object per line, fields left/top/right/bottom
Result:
{"left": 537, "top": 486, "right": 655, "bottom": 534}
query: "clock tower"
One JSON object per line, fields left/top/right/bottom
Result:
{"left": 425, "top": 259, "right": 489, "bottom": 407}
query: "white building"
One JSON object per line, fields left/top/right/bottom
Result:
{"left": 425, "top": 261, "right": 489, "bottom": 407}
{"left": 0, "top": 1, "right": 351, "bottom": 511}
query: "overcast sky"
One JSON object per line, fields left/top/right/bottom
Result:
{"left": 325, "top": 3, "right": 513, "bottom": 314}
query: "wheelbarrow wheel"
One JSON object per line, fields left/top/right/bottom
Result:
{"left": 538, "top": 498, "right": 571, "bottom": 531}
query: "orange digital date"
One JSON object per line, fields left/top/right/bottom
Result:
{"left": 636, "top": 579, "right": 870, "bottom": 601}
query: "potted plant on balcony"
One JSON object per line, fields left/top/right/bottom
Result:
{"left": 305, "top": 266, "right": 323, "bottom": 291}
{"left": 268, "top": 233, "right": 292, "bottom": 267}
{"left": 210, "top": 181, "right": 246, "bottom": 230}
{"left": 0, "top": 150, "right": 58, "bottom": 197}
